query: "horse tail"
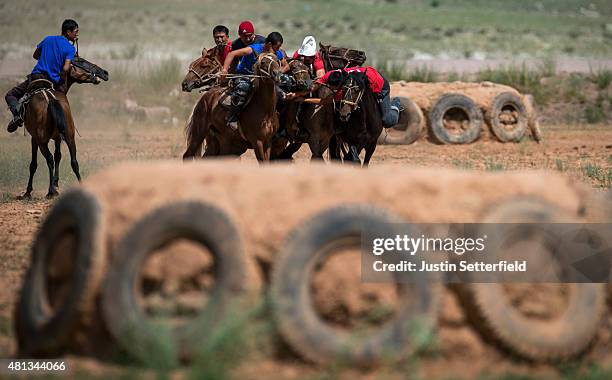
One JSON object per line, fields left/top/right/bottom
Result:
{"left": 183, "top": 96, "right": 209, "bottom": 159}
{"left": 47, "top": 97, "right": 68, "bottom": 139}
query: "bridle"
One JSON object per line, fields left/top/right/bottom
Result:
{"left": 188, "top": 56, "right": 222, "bottom": 87}
{"left": 335, "top": 77, "right": 364, "bottom": 115}
{"left": 289, "top": 60, "right": 311, "bottom": 88}
{"left": 256, "top": 53, "right": 278, "bottom": 79}
{"left": 71, "top": 58, "right": 100, "bottom": 83}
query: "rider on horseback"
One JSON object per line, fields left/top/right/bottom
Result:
{"left": 5, "top": 19, "right": 79, "bottom": 136}
{"left": 292, "top": 36, "right": 326, "bottom": 79}
{"left": 208, "top": 25, "right": 232, "bottom": 66}
{"left": 292, "top": 66, "right": 401, "bottom": 128}
{"left": 221, "top": 32, "right": 289, "bottom": 131}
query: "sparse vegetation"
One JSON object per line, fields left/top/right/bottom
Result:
{"left": 590, "top": 67, "right": 612, "bottom": 90}
{"left": 581, "top": 163, "right": 612, "bottom": 188}
{"left": 484, "top": 157, "right": 505, "bottom": 171}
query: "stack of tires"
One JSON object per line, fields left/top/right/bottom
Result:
{"left": 379, "top": 81, "right": 542, "bottom": 145}
{"left": 14, "top": 161, "right": 609, "bottom": 368}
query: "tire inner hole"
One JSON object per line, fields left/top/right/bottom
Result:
{"left": 310, "top": 245, "right": 400, "bottom": 332}
{"left": 138, "top": 238, "right": 215, "bottom": 327}
{"left": 443, "top": 107, "right": 470, "bottom": 134}
{"left": 499, "top": 104, "right": 519, "bottom": 129}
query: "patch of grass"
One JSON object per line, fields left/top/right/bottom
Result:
{"left": 584, "top": 103, "right": 606, "bottom": 124}
{"left": 143, "top": 56, "right": 182, "bottom": 91}
{"left": 555, "top": 159, "right": 568, "bottom": 172}
{"left": 562, "top": 74, "right": 588, "bottom": 103}
{"left": 379, "top": 60, "right": 408, "bottom": 82}
{"left": 484, "top": 157, "right": 505, "bottom": 171}
{"left": 589, "top": 67, "right": 612, "bottom": 90}
{"left": 581, "top": 163, "right": 612, "bottom": 188}
{"left": 452, "top": 159, "right": 474, "bottom": 170}
{"left": 476, "top": 60, "right": 554, "bottom": 105}
{"left": 406, "top": 65, "right": 439, "bottom": 83}
{"left": 109, "top": 43, "right": 143, "bottom": 60}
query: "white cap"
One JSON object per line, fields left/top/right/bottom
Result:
{"left": 297, "top": 36, "right": 317, "bottom": 57}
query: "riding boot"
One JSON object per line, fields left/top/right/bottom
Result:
{"left": 7, "top": 106, "right": 23, "bottom": 133}
{"left": 226, "top": 105, "right": 241, "bottom": 132}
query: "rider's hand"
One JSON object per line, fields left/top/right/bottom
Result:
{"left": 285, "top": 92, "right": 297, "bottom": 100}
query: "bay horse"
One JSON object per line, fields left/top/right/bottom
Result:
{"left": 329, "top": 71, "right": 383, "bottom": 167}
{"left": 21, "top": 57, "right": 108, "bottom": 198}
{"left": 181, "top": 49, "right": 222, "bottom": 93}
{"left": 183, "top": 52, "right": 282, "bottom": 162}
{"left": 272, "top": 60, "right": 335, "bottom": 161}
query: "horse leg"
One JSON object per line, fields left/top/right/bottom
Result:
{"left": 66, "top": 138, "right": 81, "bottom": 182}
{"left": 254, "top": 140, "right": 266, "bottom": 162}
{"left": 52, "top": 139, "right": 61, "bottom": 188}
{"left": 308, "top": 138, "right": 324, "bottom": 161}
{"left": 183, "top": 128, "right": 206, "bottom": 160}
{"left": 279, "top": 142, "right": 302, "bottom": 160}
{"left": 39, "top": 143, "right": 57, "bottom": 198}
{"left": 328, "top": 136, "right": 341, "bottom": 162}
{"left": 344, "top": 144, "right": 361, "bottom": 165}
{"left": 363, "top": 140, "right": 377, "bottom": 167}
{"left": 21, "top": 138, "right": 38, "bottom": 199}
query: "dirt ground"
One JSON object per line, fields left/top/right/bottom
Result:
{"left": 0, "top": 124, "right": 611, "bottom": 379}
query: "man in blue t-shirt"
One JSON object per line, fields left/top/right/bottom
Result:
{"left": 221, "top": 32, "right": 289, "bottom": 131}
{"left": 5, "top": 19, "right": 78, "bottom": 133}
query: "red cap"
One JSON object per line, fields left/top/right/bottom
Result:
{"left": 238, "top": 21, "right": 255, "bottom": 35}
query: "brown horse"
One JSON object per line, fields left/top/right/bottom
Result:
{"left": 273, "top": 60, "right": 335, "bottom": 160}
{"left": 21, "top": 57, "right": 108, "bottom": 198}
{"left": 181, "top": 49, "right": 222, "bottom": 93}
{"left": 329, "top": 70, "right": 382, "bottom": 167}
{"left": 183, "top": 52, "right": 281, "bottom": 161}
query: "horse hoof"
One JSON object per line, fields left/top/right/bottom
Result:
{"left": 46, "top": 191, "right": 59, "bottom": 199}
{"left": 17, "top": 193, "right": 32, "bottom": 200}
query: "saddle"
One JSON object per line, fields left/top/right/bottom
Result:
{"left": 16, "top": 77, "right": 57, "bottom": 119}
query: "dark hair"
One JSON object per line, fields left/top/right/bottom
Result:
{"left": 212, "top": 25, "right": 229, "bottom": 36}
{"left": 327, "top": 70, "right": 346, "bottom": 87}
{"left": 265, "top": 32, "right": 283, "bottom": 46}
{"left": 61, "top": 19, "right": 79, "bottom": 35}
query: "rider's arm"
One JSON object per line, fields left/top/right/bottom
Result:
{"left": 287, "top": 82, "right": 322, "bottom": 99}
{"left": 222, "top": 46, "right": 253, "bottom": 72}
{"left": 62, "top": 59, "right": 72, "bottom": 73}
{"left": 33, "top": 47, "right": 41, "bottom": 60}
{"left": 280, "top": 57, "right": 290, "bottom": 73}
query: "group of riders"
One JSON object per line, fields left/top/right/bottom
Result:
{"left": 4, "top": 19, "right": 401, "bottom": 144}
{"left": 201, "top": 20, "right": 402, "bottom": 134}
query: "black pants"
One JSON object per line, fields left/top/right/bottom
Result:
{"left": 5, "top": 78, "right": 29, "bottom": 114}
{"left": 5, "top": 73, "right": 55, "bottom": 115}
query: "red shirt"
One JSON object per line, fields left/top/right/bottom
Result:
{"left": 211, "top": 41, "right": 232, "bottom": 65}
{"left": 292, "top": 50, "right": 325, "bottom": 74}
{"left": 317, "top": 66, "right": 385, "bottom": 94}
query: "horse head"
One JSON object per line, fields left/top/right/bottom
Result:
{"left": 70, "top": 56, "right": 109, "bottom": 85}
{"left": 288, "top": 59, "right": 313, "bottom": 91}
{"left": 337, "top": 71, "right": 366, "bottom": 122}
{"left": 182, "top": 49, "right": 221, "bottom": 92}
{"left": 254, "top": 52, "right": 281, "bottom": 82}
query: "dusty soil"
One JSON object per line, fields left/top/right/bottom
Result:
{"left": 0, "top": 125, "right": 611, "bottom": 379}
